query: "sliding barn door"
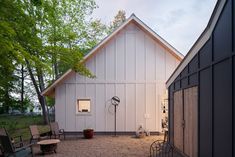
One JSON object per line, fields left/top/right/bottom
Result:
{"left": 173, "top": 90, "right": 184, "bottom": 151}
{"left": 184, "top": 87, "right": 198, "bottom": 157}
{"left": 173, "top": 86, "right": 198, "bottom": 157}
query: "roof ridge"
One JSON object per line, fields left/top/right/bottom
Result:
{"left": 42, "top": 14, "right": 183, "bottom": 97}
{"left": 130, "top": 13, "right": 136, "bottom": 17}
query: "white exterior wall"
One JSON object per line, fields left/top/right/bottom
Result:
{"left": 55, "top": 22, "right": 180, "bottom": 132}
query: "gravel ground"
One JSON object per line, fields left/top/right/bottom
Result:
{"left": 33, "top": 135, "right": 163, "bottom": 157}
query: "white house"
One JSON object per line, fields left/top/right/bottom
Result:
{"left": 42, "top": 14, "right": 183, "bottom": 133}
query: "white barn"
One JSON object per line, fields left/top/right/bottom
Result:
{"left": 42, "top": 14, "right": 183, "bottom": 133}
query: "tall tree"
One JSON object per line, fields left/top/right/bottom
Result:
{"left": 44, "top": 0, "right": 97, "bottom": 79}
{"left": 23, "top": 0, "right": 99, "bottom": 124}
{"left": 84, "top": 19, "right": 108, "bottom": 51}
{"left": 14, "top": 64, "right": 28, "bottom": 112}
{"left": 0, "top": 0, "right": 108, "bottom": 123}
{"left": 1, "top": 0, "right": 51, "bottom": 122}
{"left": 17, "top": 0, "right": 50, "bottom": 123}
{"left": 109, "top": 10, "right": 126, "bottom": 32}
{"left": 0, "top": 0, "right": 35, "bottom": 113}
{"left": 0, "top": 65, "right": 15, "bottom": 113}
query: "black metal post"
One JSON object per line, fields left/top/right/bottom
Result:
{"left": 114, "top": 105, "right": 117, "bottom": 136}
{"left": 111, "top": 96, "right": 120, "bottom": 137}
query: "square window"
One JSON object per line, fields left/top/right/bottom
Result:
{"left": 77, "top": 99, "right": 91, "bottom": 113}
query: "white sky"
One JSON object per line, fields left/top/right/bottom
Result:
{"left": 91, "top": 0, "right": 217, "bottom": 55}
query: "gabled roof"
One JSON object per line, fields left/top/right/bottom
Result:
{"left": 42, "top": 14, "right": 184, "bottom": 97}
{"left": 166, "top": 0, "right": 226, "bottom": 87}
{"left": 83, "top": 14, "right": 184, "bottom": 62}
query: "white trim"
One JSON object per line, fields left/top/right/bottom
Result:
{"left": 76, "top": 98, "right": 92, "bottom": 116}
{"left": 166, "top": 0, "right": 226, "bottom": 88}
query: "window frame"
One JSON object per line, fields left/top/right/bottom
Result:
{"left": 76, "top": 98, "right": 92, "bottom": 115}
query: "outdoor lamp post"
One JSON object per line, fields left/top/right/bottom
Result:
{"left": 111, "top": 96, "right": 120, "bottom": 136}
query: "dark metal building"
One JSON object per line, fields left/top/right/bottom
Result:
{"left": 166, "top": 0, "right": 235, "bottom": 157}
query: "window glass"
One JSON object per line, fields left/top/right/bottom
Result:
{"left": 77, "top": 99, "right": 91, "bottom": 113}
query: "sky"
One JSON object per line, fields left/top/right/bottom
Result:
{"left": 91, "top": 0, "right": 217, "bottom": 55}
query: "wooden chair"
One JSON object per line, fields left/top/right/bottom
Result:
{"left": 50, "top": 122, "right": 65, "bottom": 140}
{"left": 29, "top": 125, "right": 48, "bottom": 144}
{"left": 0, "top": 128, "right": 33, "bottom": 157}
{"left": 0, "top": 128, "right": 24, "bottom": 150}
{"left": 150, "top": 140, "right": 174, "bottom": 157}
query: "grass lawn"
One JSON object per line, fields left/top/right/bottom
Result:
{"left": 0, "top": 115, "right": 50, "bottom": 141}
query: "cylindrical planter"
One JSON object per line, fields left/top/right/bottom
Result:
{"left": 83, "top": 129, "right": 94, "bottom": 139}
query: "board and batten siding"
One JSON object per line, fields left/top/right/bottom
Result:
{"left": 167, "top": 0, "right": 235, "bottom": 156}
{"left": 55, "top": 22, "right": 180, "bottom": 132}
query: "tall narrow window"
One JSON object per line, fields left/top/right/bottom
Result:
{"left": 77, "top": 99, "right": 91, "bottom": 113}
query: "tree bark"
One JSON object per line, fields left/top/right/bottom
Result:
{"left": 53, "top": 54, "right": 58, "bottom": 79}
{"left": 52, "top": 8, "right": 58, "bottom": 79}
{"left": 25, "top": 60, "right": 49, "bottom": 124}
{"left": 20, "top": 64, "right": 24, "bottom": 112}
{"left": 3, "top": 88, "right": 10, "bottom": 113}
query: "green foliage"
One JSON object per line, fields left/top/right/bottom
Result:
{"left": 0, "top": 0, "right": 115, "bottom": 116}
{"left": 109, "top": 10, "right": 126, "bottom": 32}
{"left": 14, "top": 97, "right": 34, "bottom": 113}
{"left": 73, "top": 63, "right": 96, "bottom": 78}
{"left": 0, "top": 0, "right": 28, "bottom": 113}
{"left": 0, "top": 115, "right": 49, "bottom": 140}
{"left": 46, "top": 97, "right": 55, "bottom": 107}
{"left": 43, "top": 0, "right": 100, "bottom": 79}
{"left": 84, "top": 19, "right": 109, "bottom": 50}
{"left": 0, "top": 65, "right": 16, "bottom": 113}
{"left": 0, "top": 0, "right": 48, "bottom": 114}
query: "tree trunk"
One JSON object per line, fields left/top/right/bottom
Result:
{"left": 52, "top": 14, "right": 58, "bottom": 79}
{"left": 26, "top": 60, "right": 49, "bottom": 124}
{"left": 53, "top": 54, "right": 58, "bottom": 79}
{"left": 3, "top": 89, "right": 10, "bottom": 113}
{"left": 20, "top": 64, "right": 24, "bottom": 112}
{"left": 36, "top": 66, "right": 50, "bottom": 123}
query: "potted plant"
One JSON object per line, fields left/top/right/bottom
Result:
{"left": 83, "top": 128, "right": 94, "bottom": 139}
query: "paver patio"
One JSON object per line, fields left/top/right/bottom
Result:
{"left": 33, "top": 135, "right": 163, "bottom": 157}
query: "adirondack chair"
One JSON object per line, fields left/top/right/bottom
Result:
{"left": 29, "top": 125, "right": 48, "bottom": 144}
{"left": 0, "top": 128, "right": 24, "bottom": 151}
{"left": 50, "top": 122, "right": 65, "bottom": 140}
{"left": 0, "top": 128, "right": 33, "bottom": 157}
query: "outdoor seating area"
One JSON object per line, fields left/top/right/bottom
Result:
{"left": 0, "top": 126, "right": 172, "bottom": 157}
{"left": 0, "top": 124, "right": 187, "bottom": 157}
{"left": 0, "top": 122, "right": 65, "bottom": 156}
{"left": 0, "top": 122, "right": 182, "bottom": 157}
{"left": 0, "top": 122, "right": 173, "bottom": 157}
{"left": 32, "top": 134, "right": 164, "bottom": 157}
